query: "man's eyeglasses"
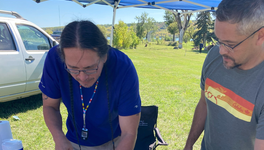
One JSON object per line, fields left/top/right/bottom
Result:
{"left": 65, "top": 60, "right": 100, "bottom": 75}
{"left": 215, "top": 26, "right": 264, "bottom": 52}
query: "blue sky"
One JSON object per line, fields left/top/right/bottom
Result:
{"left": 0, "top": 0, "right": 166, "bottom": 28}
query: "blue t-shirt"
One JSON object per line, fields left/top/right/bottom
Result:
{"left": 39, "top": 45, "right": 141, "bottom": 146}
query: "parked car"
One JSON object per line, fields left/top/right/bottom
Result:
{"left": 0, "top": 10, "right": 58, "bottom": 102}
{"left": 50, "top": 31, "right": 62, "bottom": 42}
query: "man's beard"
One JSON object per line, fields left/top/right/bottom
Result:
{"left": 222, "top": 54, "right": 242, "bottom": 69}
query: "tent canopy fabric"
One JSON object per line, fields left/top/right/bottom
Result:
{"left": 34, "top": 0, "right": 221, "bottom": 46}
{"left": 35, "top": 0, "right": 221, "bottom": 13}
{"left": 68, "top": 0, "right": 221, "bottom": 13}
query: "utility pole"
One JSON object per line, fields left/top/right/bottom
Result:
{"left": 58, "top": 6, "right": 61, "bottom": 27}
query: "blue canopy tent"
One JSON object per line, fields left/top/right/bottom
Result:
{"left": 33, "top": 0, "right": 221, "bottom": 46}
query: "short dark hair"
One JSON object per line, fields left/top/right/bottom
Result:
{"left": 216, "top": 0, "right": 264, "bottom": 35}
{"left": 58, "top": 20, "right": 109, "bottom": 62}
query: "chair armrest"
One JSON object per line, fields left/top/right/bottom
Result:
{"left": 154, "top": 127, "right": 168, "bottom": 146}
{"left": 149, "top": 142, "right": 156, "bottom": 150}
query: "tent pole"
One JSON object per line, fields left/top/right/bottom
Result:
{"left": 110, "top": 0, "right": 119, "bottom": 46}
{"left": 110, "top": 9, "right": 116, "bottom": 46}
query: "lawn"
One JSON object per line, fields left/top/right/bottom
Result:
{"left": 0, "top": 42, "right": 208, "bottom": 150}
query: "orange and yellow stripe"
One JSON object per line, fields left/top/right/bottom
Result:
{"left": 205, "top": 78, "right": 254, "bottom": 122}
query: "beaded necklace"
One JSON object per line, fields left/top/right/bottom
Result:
{"left": 80, "top": 77, "right": 100, "bottom": 140}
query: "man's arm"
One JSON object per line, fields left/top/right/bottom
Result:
{"left": 184, "top": 90, "right": 207, "bottom": 150}
{"left": 42, "top": 93, "right": 72, "bottom": 150}
{"left": 116, "top": 113, "right": 141, "bottom": 150}
{"left": 255, "top": 139, "right": 264, "bottom": 150}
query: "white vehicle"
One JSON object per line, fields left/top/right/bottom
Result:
{"left": 50, "top": 31, "right": 62, "bottom": 42}
{"left": 0, "top": 10, "right": 58, "bottom": 102}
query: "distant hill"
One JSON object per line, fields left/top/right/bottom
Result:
{"left": 43, "top": 21, "right": 166, "bottom": 31}
{"left": 42, "top": 22, "right": 171, "bottom": 39}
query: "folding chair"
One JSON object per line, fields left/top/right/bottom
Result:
{"left": 134, "top": 105, "right": 168, "bottom": 150}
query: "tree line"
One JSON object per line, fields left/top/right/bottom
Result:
{"left": 43, "top": 11, "right": 216, "bottom": 50}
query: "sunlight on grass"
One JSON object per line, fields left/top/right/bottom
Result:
{"left": 0, "top": 43, "right": 208, "bottom": 150}
{"left": 123, "top": 44, "right": 207, "bottom": 150}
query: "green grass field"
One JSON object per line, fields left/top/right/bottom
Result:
{"left": 0, "top": 43, "right": 208, "bottom": 150}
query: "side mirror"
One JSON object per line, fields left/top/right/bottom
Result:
{"left": 52, "top": 40, "right": 58, "bottom": 47}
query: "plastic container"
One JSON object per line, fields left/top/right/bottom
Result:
{"left": 2, "top": 139, "right": 23, "bottom": 150}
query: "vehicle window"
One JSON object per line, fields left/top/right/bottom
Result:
{"left": 16, "top": 25, "right": 51, "bottom": 50}
{"left": 0, "top": 23, "right": 16, "bottom": 50}
{"left": 53, "top": 31, "right": 62, "bottom": 35}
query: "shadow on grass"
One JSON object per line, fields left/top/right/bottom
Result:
{"left": 191, "top": 49, "right": 209, "bottom": 54}
{"left": 0, "top": 94, "right": 43, "bottom": 119}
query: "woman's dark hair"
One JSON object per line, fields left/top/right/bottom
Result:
{"left": 58, "top": 20, "right": 109, "bottom": 62}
